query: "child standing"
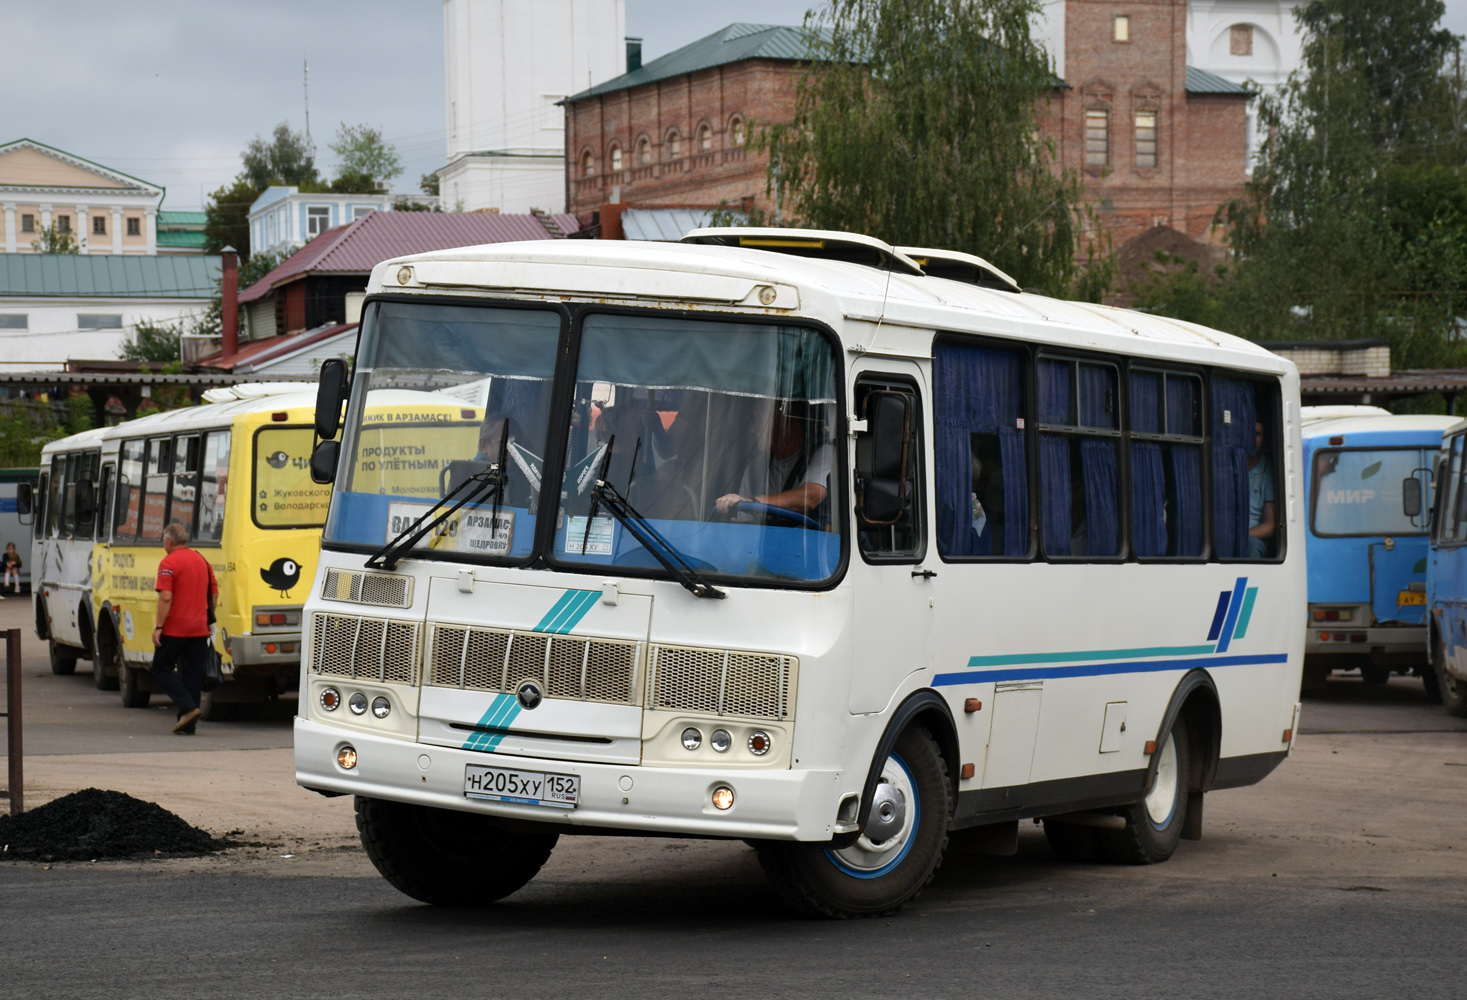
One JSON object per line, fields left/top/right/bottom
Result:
{"left": 2, "top": 542, "right": 21, "bottom": 596}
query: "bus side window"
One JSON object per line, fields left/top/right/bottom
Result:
{"left": 854, "top": 375, "right": 924, "bottom": 561}
{"left": 1212, "top": 377, "right": 1282, "bottom": 561}
{"left": 73, "top": 451, "right": 98, "bottom": 541}
{"left": 46, "top": 455, "right": 64, "bottom": 536}
{"left": 1038, "top": 357, "right": 1123, "bottom": 559}
{"left": 114, "top": 440, "right": 145, "bottom": 543}
{"left": 97, "top": 464, "right": 114, "bottom": 541}
{"left": 1455, "top": 438, "right": 1467, "bottom": 541}
{"left": 196, "top": 430, "right": 230, "bottom": 545}
{"left": 1129, "top": 370, "right": 1204, "bottom": 558}
{"left": 139, "top": 437, "right": 171, "bottom": 542}
{"left": 171, "top": 434, "right": 200, "bottom": 534}
{"left": 32, "top": 471, "right": 48, "bottom": 540}
{"left": 932, "top": 339, "right": 1029, "bottom": 560}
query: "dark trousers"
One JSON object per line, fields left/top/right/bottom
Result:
{"left": 152, "top": 634, "right": 208, "bottom": 721}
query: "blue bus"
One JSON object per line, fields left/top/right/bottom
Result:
{"left": 1426, "top": 417, "right": 1467, "bottom": 715}
{"left": 1300, "top": 408, "right": 1456, "bottom": 693}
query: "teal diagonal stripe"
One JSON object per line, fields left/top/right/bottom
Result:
{"left": 540, "top": 589, "right": 599, "bottom": 634}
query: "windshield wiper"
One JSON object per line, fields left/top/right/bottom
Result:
{"left": 366, "top": 424, "right": 509, "bottom": 571}
{"left": 583, "top": 435, "right": 724, "bottom": 600}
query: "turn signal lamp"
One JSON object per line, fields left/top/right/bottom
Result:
{"left": 337, "top": 746, "right": 358, "bottom": 769}
{"left": 711, "top": 786, "right": 735, "bottom": 810}
{"left": 748, "top": 731, "right": 771, "bottom": 756}
{"left": 320, "top": 687, "right": 341, "bottom": 711}
{"left": 272, "top": 411, "right": 289, "bottom": 422}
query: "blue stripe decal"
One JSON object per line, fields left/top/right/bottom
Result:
{"left": 556, "top": 590, "right": 601, "bottom": 634}
{"left": 461, "top": 694, "right": 522, "bottom": 753}
{"left": 1206, "top": 592, "right": 1231, "bottom": 642}
{"left": 537, "top": 589, "right": 599, "bottom": 634}
{"left": 933, "top": 652, "right": 1288, "bottom": 687}
{"left": 967, "top": 645, "right": 1215, "bottom": 667}
{"left": 534, "top": 590, "right": 581, "bottom": 632}
{"left": 1215, "top": 578, "right": 1248, "bottom": 653}
{"left": 1233, "top": 587, "right": 1259, "bottom": 640}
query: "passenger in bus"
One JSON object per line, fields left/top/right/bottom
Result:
{"left": 970, "top": 436, "right": 1006, "bottom": 554}
{"left": 1248, "top": 420, "right": 1277, "bottom": 558}
{"left": 714, "top": 401, "right": 833, "bottom": 523}
{"left": 474, "top": 411, "right": 541, "bottom": 510}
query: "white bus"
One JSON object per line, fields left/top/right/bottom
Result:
{"left": 295, "top": 230, "right": 1304, "bottom": 917}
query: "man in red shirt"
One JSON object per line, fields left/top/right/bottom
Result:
{"left": 152, "top": 522, "right": 218, "bottom": 734}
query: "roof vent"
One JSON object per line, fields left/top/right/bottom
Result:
{"left": 682, "top": 228, "right": 925, "bottom": 276}
{"left": 898, "top": 247, "right": 1022, "bottom": 293}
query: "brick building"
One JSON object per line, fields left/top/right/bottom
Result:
{"left": 564, "top": 24, "right": 814, "bottom": 226}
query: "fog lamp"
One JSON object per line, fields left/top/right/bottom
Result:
{"left": 711, "top": 786, "right": 735, "bottom": 810}
{"left": 681, "top": 727, "right": 702, "bottom": 751}
{"left": 349, "top": 692, "right": 368, "bottom": 715}
{"left": 748, "top": 731, "right": 771, "bottom": 756}
{"left": 337, "top": 746, "right": 357, "bottom": 769}
{"left": 320, "top": 686, "right": 341, "bottom": 711}
{"left": 371, "top": 696, "right": 391, "bottom": 719}
{"left": 710, "top": 729, "right": 732, "bottom": 753}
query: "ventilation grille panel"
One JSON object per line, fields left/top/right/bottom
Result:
{"left": 648, "top": 644, "right": 795, "bottom": 721}
{"left": 427, "top": 624, "right": 640, "bottom": 706}
{"left": 321, "top": 569, "right": 413, "bottom": 608}
{"left": 310, "top": 612, "right": 421, "bottom": 685}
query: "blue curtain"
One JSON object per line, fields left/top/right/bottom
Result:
{"left": 1131, "top": 441, "right": 1167, "bottom": 557}
{"left": 1171, "top": 445, "right": 1203, "bottom": 556}
{"left": 1079, "top": 365, "right": 1116, "bottom": 428}
{"left": 1212, "top": 377, "right": 1255, "bottom": 558}
{"left": 1130, "top": 371, "right": 1162, "bottom": 434}
{"left": 1040, "top": 435, "right": 1071, "bottom": 556}
{"left": 1082, "top": 439, "right": 1120, "bottom": 555}
{"left": 1038, "top": 359, "right": 1072, "bottom": 424}
{"left": 1166, "top": 375, "right": 1197, "bottom": 435}
{"left": 934, "top": 342, "right": 1028, "bottom": 557}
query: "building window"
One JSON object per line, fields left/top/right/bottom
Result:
{"left": 307, "top": 206, "right": 330, "bottom": 238}
{"left": 1114, "top": 15, "right": 1130, "bottom": 42}
{"left": 1085, "top": 108, "right": 1109, "bottom": 167}
{"left": 610, "top": 144, "right": 622, "bottom": 172}
{"left": 126, "top": 217, "right": 141, "bottom": 236}
{"left": 93, "top": 216, "right": 107, "bottom": 236}
{"left": 78, "top": 314, "right": 123, "bottom": 330}
{"left": 352, "top": 206, "right": 374, "bottom": 220}
{"left": 698, "top": 124, "right": 712, "bottom": 151}
{"left": 56, "top": 215, "right": 71, "bottom": 233}
{"left": 637, "top": 137, "right": 651, "bottom": 165}
{"left": 20, "top": 214, "right": 34, "bottom": 233}
{"left": 1135, "top": 110, "right": 1158, "bottom": 169}
{"left": 0, "top": 315, "right": 27, "bottom": 330}
{"left": 1231, "top": 24, "right": 1253, "bottom": 56}
{"left": 582, "top": 150, "right": 596, "bottom": 177}
{"left": 666, "top": 130, "right": 681, "bottom": 159}
{"left": 730, "top": 117, "right": 745, "bottom": 146}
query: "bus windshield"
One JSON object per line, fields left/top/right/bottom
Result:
{"left": 1310, "top": 446, "right": 1435, "bottom": 536}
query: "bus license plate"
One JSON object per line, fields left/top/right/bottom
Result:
{"left": 464, "top": 764, "right": 579, "bottom": 809}
{"left": 1398, "top": 590, "right": 1426, "bottom": 606}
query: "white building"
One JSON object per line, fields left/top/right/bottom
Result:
{"left": 248, "top": 186, "right": 398, "bottom": 256}
{"left": 438, "top": 0, "right": 628, "bottom": 213}
{"left": 1, "top": 138, "right": 164, "bottom": 255}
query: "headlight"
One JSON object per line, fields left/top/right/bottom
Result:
{"left": 349, "top": 692, "right": 368, "bottom": 715}
{"left": 371, "top": 696, "right": 391, "bottom": 719}
{"left": 681, "top": 727, "right": 702, "bottom": 751}
{"left": 710, "top": 729, "right": 732, "bottom": 753}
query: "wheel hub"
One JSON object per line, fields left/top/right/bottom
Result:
{"left": 863, "top": 779, "right": 907, "bottom": 844}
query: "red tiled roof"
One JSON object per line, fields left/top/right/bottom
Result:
{"left": 239, "top": 211, "right": 580, "bottom": 303}
{"left": 193, "top": 322, "right": 358, "bottom": 371}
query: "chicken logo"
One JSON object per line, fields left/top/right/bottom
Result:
{"left": 261, "top": 557, "right": 303, "bottom": 597}
{"left": 265, "top": 450, "right": 290, "bottom": 469}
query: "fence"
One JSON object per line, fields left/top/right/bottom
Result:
{"left": 0, "top": 627, "right": 21, "bottom": 815}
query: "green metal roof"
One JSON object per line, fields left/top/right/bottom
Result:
{"left": 568, "top": 23, "right": 826, "bottom": 101}
{"left": 0, "top": 253, "right": 219, "bottom": 298}
{"left": 1185, "top": 66, "right": 1250, "bottom": 95}
{"left": 157, "top": 211, "right": 207, "bottom": 227}
{"left": 157, "top": 231, "right": 209, "bottom": 249}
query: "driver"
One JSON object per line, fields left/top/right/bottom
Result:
{"left": 715, "top": 401, "right": 832, "bottom": 520}
{"left": 474, "top": 411, "right": 541, "bottom": 510}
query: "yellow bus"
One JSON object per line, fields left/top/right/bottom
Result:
{"left": 91, "top": 385, "right": 482, "bottom": 716}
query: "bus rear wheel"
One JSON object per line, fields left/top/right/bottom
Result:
{"left": 1434, "top": 634, "right": 1467, "bottom": 718}
{"left": 355, "top": 796, "right": 558, "bottom": 906}
{"left": 48, "top": 640, "right": 78, "bottom": 676}
{"left": 1100, "top": 724, "right": 1189, "bottom": 865}
{"left": 119, "top": 665, "right": 151, "bottom": 709}
{"left": 756, "top": 725, "right": 951, "bottom": 918}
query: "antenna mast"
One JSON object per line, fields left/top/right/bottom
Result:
{"left": 303, "top": 57, "right": 316, "bottom": 159}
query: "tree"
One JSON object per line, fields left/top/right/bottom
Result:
{"left": 242, "top": 121, "right": 318, "bottom": 189}
{"left": 203, "top": 174, "right": 264, "bottom": 256}
{"left": 328, "top": 123, "right": 403, "bottom": 188}
{"left": 119, "top": 319, "right": 186, "bottom": 363}
{"left": 30, "top": 222, "right": 81, "bottom": 253}
{"left": 420, "top": 172, "right": 440, "bottom": 197}
{"left": 764, "top": 0, "right": 1091, "bottom": 295}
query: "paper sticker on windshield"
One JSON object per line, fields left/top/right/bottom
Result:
{"left": 565, "top": 516, "right": 614, "bottom": 555}
{"left": 385, "top": 501, "right": 513, "bottom": 556}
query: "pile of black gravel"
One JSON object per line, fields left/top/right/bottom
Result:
{"left": 0, "top": 788, "right": 227, "bottom": 861}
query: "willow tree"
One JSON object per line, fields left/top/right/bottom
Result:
{"left": 765, "top": 0, "right": 1090, "bottom": 295}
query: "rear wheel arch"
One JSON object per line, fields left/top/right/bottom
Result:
{"left": 77, "top": 598, "right": 95, "bottom": 656}
{"left": 1156, "top": 669, "right": 1221, "bottom": 795}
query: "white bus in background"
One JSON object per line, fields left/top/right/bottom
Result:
{"left": 295, "top": 230, "right": 1305, "bottom": 918}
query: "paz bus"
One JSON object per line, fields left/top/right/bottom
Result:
{"left": 294, "top": 230, "right": 1304, "bottom": 917}
{"left": 1298, "top": 407, "right": 1455, "bottom": 693}
{"left": 1426, "top": 416, "right": 1467, "bottom": 716}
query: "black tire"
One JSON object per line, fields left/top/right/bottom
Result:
{"left": 1099, "top": 724, "right": 1190, "bottom": 865}
{"left": 48, "top": 641, "right": 78, "bottom": 676}
{"left": 1421, "top": 660, "right": 1442, "bottom": 703}
{"left": 355, "top": 796, "right": 558, "bottom": 906}
{"left": 1434, "top": 634, "right": 1467, "bottom": 718}
{"left": 1043, "top": 818, "right": 1104, "bottom": 862}
{"left": 756, "top": 724, "right": 951, "bottom": 919}
{"left": 119, "top": 665, "right": 151, "bottom": 709}
{"left": 92, "top": 619, "right": 120, "bottom": 692}
{"left": 1361, "top": 664, "right": 1390, "bottom": 685}
{"left": 199, "top": 690, "right": 233, "bottom": 722}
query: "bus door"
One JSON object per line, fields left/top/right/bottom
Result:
{"left": 848, "top": 368, "right": 933, "bottom": 714}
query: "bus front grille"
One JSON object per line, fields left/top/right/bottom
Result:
{"left": 647, "top": 644, "right": 796, "bottom": 721}
{"left": 321, "top": 569, "right": 413, "bottom": 608}
{"left": 310, "top": 613, "right": 421, "bottom": 685}
{"left": 428, "top": 624, "right": 641, "bottom": 705}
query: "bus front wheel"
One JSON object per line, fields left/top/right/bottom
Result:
{"left": 355, "top": 796, "right": 558, "bottom": 906}
{"left": 1100, "top": 724, "right": 1190, "bottom": 865}
{"left": 48, "top": 640, "right": 77, "bottom": 676}
{"left": 756, "top": 724, "right": 951, "bottom": 918}
{"left": 1433, "top": 634, "right": 1467, "bottom": 718}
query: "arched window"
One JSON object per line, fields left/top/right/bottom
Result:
{"left": 698, "top": 124, "right": 712, "bottom": 151}
{"left": 666, "top": 130, "right": 681, "bottom": 159}
{"left": 637, "top": 137, "right": 651, "bottom": 165}
{"left": 581, "top": 150, "right": 596, "bottom": 177}
{"left": 730, "top": 117, "right": 746, "bottom": 147}
{"left": 1134, "top": 108, "right": 1158, "bottom": 169}
{"left": 1085, "top": 107, "right": 1109, "bottom": 167}
{"left": 610, "top": 144, "right": 623, "bottom": 172}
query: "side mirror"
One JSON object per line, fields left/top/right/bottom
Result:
{"left": 315, "top": 358, "right": 349, "bottom": 441}
{"left": 74, "top": 480, "right": 96, "bottom": 528}
{"left": 857, "top": 391, "right": 912, "bottom": 526}
{"left": 310, "top": 440, "right": 341, "bottom": 485}
{"left": 1402, "top": 477, "right": 1423, "bottom": 519}
{"left": 16, "top": 482, "right": 33, "bottom": 524}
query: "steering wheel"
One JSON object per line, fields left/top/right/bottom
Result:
{"left": 734, "top": 500, "right": 822, "bottom": 531}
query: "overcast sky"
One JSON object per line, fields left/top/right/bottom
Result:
{"left": 8, "top": 0, "right": 1467, "bottom": 213}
